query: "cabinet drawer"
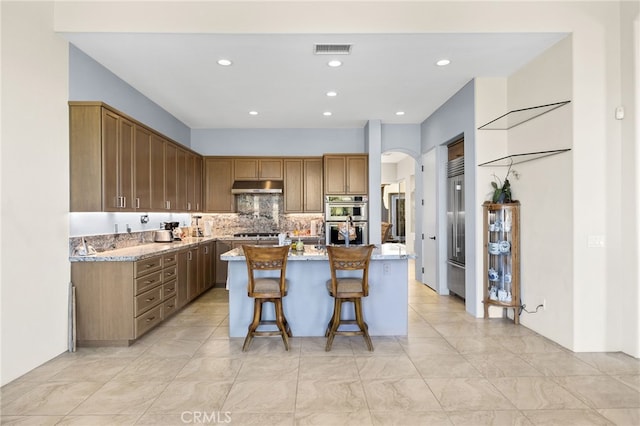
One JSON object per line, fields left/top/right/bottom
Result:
{"left": 135, "top": 305, "right": 162, "bottom": 337}
{"left": 163, "top": 266, "right": 177, "bottom": 282}
{"left": 162, "top": 280, "right": 177, "bottom": 300}
{"left": 163, "top": 252, "right": 177, "bottom": 267}
{"left": 135, "top": 286, "right": 162, "bottom": 316}
{"left": 135, "top": 270, "right": 163, "bottom": 295}
{"left": 163, "top": 296, "right": 177, "bottom": 318}
{"left": 135, "top": 257, "right": 162, "bottom": 277}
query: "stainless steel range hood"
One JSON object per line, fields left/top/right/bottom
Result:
{"left": 231, "top": 180, "right": 284, "bottom": 194}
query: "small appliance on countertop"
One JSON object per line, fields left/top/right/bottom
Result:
{"left": 153, "top": 230, "right": 173, "bottom": 242}
{"left": 154, "top": 222, "right": 182, "bottom": 242}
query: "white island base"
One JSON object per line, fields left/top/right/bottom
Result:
{"left": 221, "top": 244, "right": 411, "bottom": 338}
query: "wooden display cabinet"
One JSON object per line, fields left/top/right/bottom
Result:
{"left": 483, "top": 201, "right": 521, "bottom": 324}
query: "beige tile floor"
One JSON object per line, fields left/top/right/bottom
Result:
{"left": 2, "top": 264, "right": 639, "bottom": 425}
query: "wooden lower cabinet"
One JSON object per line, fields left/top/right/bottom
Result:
{"left": 187, "top": 246, "right": 200, "bottom": 302}
{"left": 200, "top": 241, "right": 214, "bottom": 292}
{"left": 176, "top": 249, "right": 189, "bottom": 309}
{"left": 71, "top": 243, "right": 213, "bottom": 347}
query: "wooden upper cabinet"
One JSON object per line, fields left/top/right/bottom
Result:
{"left": 204, "top": 157, "right": 234, "bottom": 212}
{"left": 176, "top": 148, "right": 188, "bottom": 211}
{"left": 149, "top": 133, "right": 166, "bottom": 211}
{"left": 234, "top": 158, "right": 283, "bottom": 180}
{"left": 284, "top": 159, "right": 304, "bottom": 213}
{"left": 193, "top": 155, "right": 203, "bottom": 211}
{"left": 134, "top": 126, "right": 152, "bottom": 210}
{"left": 304, "top": 158, "right": 324, "bottom": 212}
{"left": 187, "top": 154, "right": 203, "bottom": 212}
{"left": 346, "top": 155, "right": 368, "bottom": 194}
{"left": 70, "top": 101, "right": 204, "bottom": 213}
{"left": 70, "top": 104, "right": 135, "bottom": 211}
{"left": 164, "top": 142, "right": 178, "bottom": 211}
{"left": 101, "top": 109, "right": 121, "bottom": 211}
{"left": 284, "top": 158, "right": 323, "bottom": 213}
{"left": 99, "top": 108, "right": 135, "bottom": 211}
{"left": 323, "top": 154, "right": 368, "bottom": 195}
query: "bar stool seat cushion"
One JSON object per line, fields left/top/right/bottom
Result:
{"left": 326, "top": 278, "right": 364, "bottom": 296}
{"left": 254, "top": 278, "right": 287, "bottom": 294}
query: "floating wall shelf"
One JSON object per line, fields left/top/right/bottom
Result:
{"left": 478, "top": 100, "right": 571, "bottom": 130}
{"left": 478, "top": 149, "right": 571, "bottom": 167}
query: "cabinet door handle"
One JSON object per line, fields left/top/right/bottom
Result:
{"left": 146, "top": 316, "right": 156, "bottom": 322}
{"left": 187, "top": 202, "right": 191, "bottom": 211}
{"left": 136, "top": 198, "right": 140, "bottom": 209}
{"left": 165, "top": 201, "right": 171, "bottom": 209}
{"left": 144, "top": 278, "right": 156, "bottom": 284}
{"left": 145, "top": 297, "right": 155, "bottom": 302}
{"left": 429, "top": 236, "right": 436, "bottom": 240}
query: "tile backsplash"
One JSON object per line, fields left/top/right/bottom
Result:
{"left": 69, "top": 194, "right": 324, "bottom": 255}
{"left": 193, "top": 194, "right": 323, "bottom": 237}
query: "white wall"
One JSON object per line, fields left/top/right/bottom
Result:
{"left": 69, "top": 45, "right": 191, "bottom": 146}
{"left": 619, "top": 0, "right": 639, "bottom": 359}
{"left": 380, "top": 123, "right": 421, "bottom": 254}
{"left": 396, "top": 155, "right": 416, "bottom": 254}
{"left": 503, "top": 37, "right": 574, "bottom": 349}
{"left": 1, "top": 2, "right": 70, "bottom": 385}
{"left": 421, "top": 80, "right": 478, "bottom": 312}
{"left": 192, "top": 128, "right": 365, "bottom": 156}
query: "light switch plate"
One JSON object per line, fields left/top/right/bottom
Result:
{"left": 587, "top": 235, "right": 605, "bottom": 248}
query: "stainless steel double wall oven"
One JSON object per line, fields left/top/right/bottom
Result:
{"left": 325, "top": 195, "right": 368, "bottom": 246}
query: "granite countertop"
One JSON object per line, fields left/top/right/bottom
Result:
{"left": 69, "top": 236, "right": 218, "bottom": 262}
{"left": 69, "top": 235, "right": 324, "bottom": 262}
{"left": 220, "top": 243, "right": 415, "bottom": 261}
{"left": 69, "top": 236, "right": 411, "bottom": 263}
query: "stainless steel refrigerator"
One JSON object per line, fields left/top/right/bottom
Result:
{"left": 447, "top": 156, "right": 465, "bottom": 298}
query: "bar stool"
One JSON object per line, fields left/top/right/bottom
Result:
{"left": 241, "top": 245, "right": 291, "bottom": 351}
{"left": 325, "top": 244, "right": 375, "bottom": 351}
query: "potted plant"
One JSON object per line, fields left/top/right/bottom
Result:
{"left": 491, "top": 161, "right": 516, "bottom": 203}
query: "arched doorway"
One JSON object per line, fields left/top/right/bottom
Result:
{"left": 381, "top": 151, "right": 416, "bottom": 253}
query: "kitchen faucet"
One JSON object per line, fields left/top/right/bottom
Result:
{"left": 343, "top": 215, "right": 353, "bottom": 247}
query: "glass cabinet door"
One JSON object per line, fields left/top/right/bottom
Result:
{"left": 483, "top": 201, "right": 520, "bottom": 324}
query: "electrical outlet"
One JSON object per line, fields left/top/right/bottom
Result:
{"left": 383, "top": 263, "right": 390, "bottom": 274}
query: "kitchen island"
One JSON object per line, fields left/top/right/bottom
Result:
{"left": 221, "top": 244, "right": 413, "bottom": 337}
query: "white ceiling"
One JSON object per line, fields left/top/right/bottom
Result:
{"left": 65, "top": 32, "right": 566, "bottom": 132}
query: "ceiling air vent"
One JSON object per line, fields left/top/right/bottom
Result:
{"left": 314, "top": 44, "right": 352, "bottom": 55}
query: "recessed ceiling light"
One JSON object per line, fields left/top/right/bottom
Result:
{"left": 326, "top": 91, "right": 338, "bottom": 97}
{"left": 323, "top": 112, "right": 332, "bottom": 116}
{"left": 248, "top": 111, "right": 258, "bottom": 116}
{"left": 327, "top": 60, "right": 342, "bottom": 67}
{"left": 396, "top": 111, "right": 405, "bottom": 116}
{"left": 217, "top": 59, "right": 232, "bottom": 66}
{"left": 436, "top": 59, "right": 451, "bottom": 67}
